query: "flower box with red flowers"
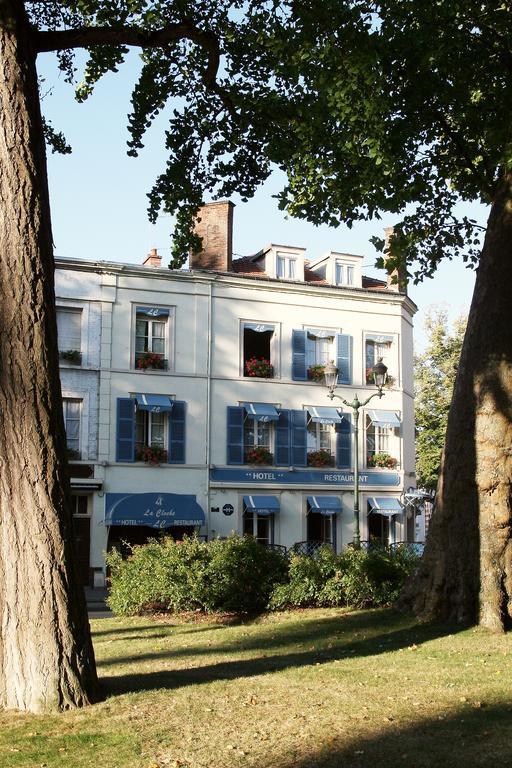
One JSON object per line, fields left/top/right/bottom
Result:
{"left": 136, "top": 352, "right": 168, "bottom": 370}
{"left": 307, "top": 364, "right": 326, "bottom": 382}
{"left": 245, "top": 358, "right": 274, "bottom": 378}
{"left": 367, "top": 452, "right": 398, "bottom": 469}
{"left": 307, "top": 449, "right": 335, "bottom": 467}
{"left": 136, "top": 444, "right": 168, "bottom": 465}
{"left": 245, "top": 447, "right": 273, "bottom": 465}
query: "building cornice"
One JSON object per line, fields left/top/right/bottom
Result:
{"left": 54, "top": 256, "right": 418, "bottom": 316}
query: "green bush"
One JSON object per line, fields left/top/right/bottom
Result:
{"left": 268, "top": 545, "right": 419, "bottom": 611}
{"left": 106, "top": 534, "right": 287, "bottom": 616}
{"left": 107, "top": 535, "right": 419, "bottom": 616}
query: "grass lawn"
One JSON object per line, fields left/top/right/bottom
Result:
{"left": 1, "top": 607, "right": 511, "bottom": 767}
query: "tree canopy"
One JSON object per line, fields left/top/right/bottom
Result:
{"left": 31, "top": 1, "right": 511, "bottom": 270}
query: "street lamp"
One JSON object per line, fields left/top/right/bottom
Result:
{"left": 324, "top": 358, "right": 388, "bottom": 549}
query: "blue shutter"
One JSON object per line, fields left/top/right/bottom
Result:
{"left": 336, "top": 333, "right": 352, "bottom": 385}
{"left": 227, "top": 406, "right": 244, "bottom": 465}
{"left": 168, "top": 400, "right": 186, "bottom": 464}
{"left": 290, "top": 409, "right": 307, "bottom": 466}
{"left": 116, "top": 398, "right": 135, "bottom": 462}
{"left": 275, "top": 409, "right": 291, "bottom": 466}
{"left": 292, "top": 329, "right": 307, "bottom": 381}
{"left": 336, "top": 414, "right": 352, "bottom": 469}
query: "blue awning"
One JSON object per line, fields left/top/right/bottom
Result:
{"left": 307, "top": 406, "right": 343, "bottom": 424}
{"left": 368, "top": 497, "right": 403, "bottom": 517}
{"left": 367, "top": 410, "right": 401, "bottom": 428}
{"left": 243, "top": 402, "right": 279, "bottom": 422}
{"left": 307, "top": 329, "right": 334, "bottom": 339}
{"left": 136, "top": 306, "right": 170, "bottom": 318}
{"left": 244, "top": 322, "right": 274, "bottom": 333}
{"left": 105, "top": 493, "right": 205, "bottom": 528}
{"left": 243, "top": 495, "right": 280, "bottom": 516}
{"left": 366, "top": 333, "right": 393, "bottom": 344}
{"left": 135, "top": 394, "right": 174, "bottom": 413}
{"left": 307, "top": 496, "right": 342, "bottom": 515}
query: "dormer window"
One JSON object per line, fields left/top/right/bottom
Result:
{"left": 277, "top": 253, "right": 297, "bottom": 279}
{"left": 335, "top": 261, "right": 354, "bottom": 286}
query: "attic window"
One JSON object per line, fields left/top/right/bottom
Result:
{"left": 335, "top": 261, "right": 354, "bottom": 286}
{"left": 277, "top": 254, "right": 296, "bottom": 279}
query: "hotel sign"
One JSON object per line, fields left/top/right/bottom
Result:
{"left": 210, "top": 468, "right": 401, "bottom": 487}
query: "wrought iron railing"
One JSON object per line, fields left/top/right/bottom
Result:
{"left": 291, "top": 540, "right": 335, "bottom": 557}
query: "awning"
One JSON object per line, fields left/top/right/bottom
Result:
{"left": 368, "top": 497, "right": 403, "bottom": 517}
{"left": 136, "top": 306, "right": 170, "bottom": 317}
{"left": 244, "top": 322, "right": 274, "bottom": 333}
{"left": 366, "top": 333, "right": 393, "bottom": 344}
{"left": 134, "top": 394, "right": 174, "bottom": 413}
{"left": 307, "top": 406, "right": 343, "bottom": 424}
{"left": 307, "top": 496, "right": 342, "bottom": 515}
{"left": 367, "top": 409, "right": 401, "bottom": 428}
{"left": 105, "top": 492, "right": 205, "bottom": 528}
{"left": 243, "top": 402, "right": 279, "bottom": 422}
{"left": 307, "top": 329, "right": 334, "bottom": 339}
{"left": 243, "top": 495, "right": 280, "bottom": 516}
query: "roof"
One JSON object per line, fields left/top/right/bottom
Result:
{"left": 231, "top": 256, "right": 388, "bottom": 291}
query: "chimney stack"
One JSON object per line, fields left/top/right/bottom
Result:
{"left": 143, "top": 247, "right": 162, "bottom": 268}
{"left": 190, "top": 201, "right": 234, "bottom": 272}
{"left": 383, "top": 226, "right": 407, "bottom": 294}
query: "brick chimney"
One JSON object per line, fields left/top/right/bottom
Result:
{"left": 383, "top": 226, "right": 407, "bottom": 294}
{"left": 143, "top": 247, "right": 162, "bottom": 268}
{"left": 190, "top": 201, "right": 234, "bottom": 271}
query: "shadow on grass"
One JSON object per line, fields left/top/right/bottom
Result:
{"left": 100, "top": 610, "right": 463, "bottom": 695}
{"left": 284, "top": 703, "right": 512, "bottom": 768}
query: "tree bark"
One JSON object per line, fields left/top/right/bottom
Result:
{"left": 0, "top": 1, "right": 99, "bottom": 711}
{"left": 400, "top": 172, "right": 512, "bottom": 632}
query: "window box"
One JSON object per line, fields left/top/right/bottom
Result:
{"left": 307, "top": 449, "right": 335, "bottom": 467}
{"left": 367, "top": 452, "right": 398, "bottom": 469}
{"left": 136, "top": 444, "right": 168, "bottom": 465}
{"left": 136, "top": 352, "right": 168, "bottom": 370}
{"left": 67, "top": 447, "right": 81, "bottom": 460}
{"left": 307, "top": 364, "right": 326, "bottom": 382}
{"left": 60, "top": 349, "right": 82, "bottom": 365}
{"left": 245, "top": 357, "right": 274, "bottom": 378}
{"left": 246, "top": 447, "right": 273, "bottom": 465}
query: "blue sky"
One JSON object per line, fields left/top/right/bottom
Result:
{"left": 39, "top": 51, "right": 482, "bottom": 352}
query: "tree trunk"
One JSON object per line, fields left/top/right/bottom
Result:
{"left": 0, "top": 1, "right": 99, "bottom": 711}
{"left": 400, "top": 172, "right": 512, "bottom": 632}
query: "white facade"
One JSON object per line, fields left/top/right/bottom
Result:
{"left": 55, "top": 210, "right": 418, "bottom": 585}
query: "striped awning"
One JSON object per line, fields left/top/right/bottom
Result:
{"left": 367, "top": 410, "right": 401, "bottom": 428}
{"left": 243, "top": 495, "right": 280, "bottom": 516}
{"left": 307, "top": 406, "right": 343, "bottom": 424}
{"left": 134, "top": 394, "right": 174, "bottom": 413}
{"left": 307, "top": 496, "right": 342, "bottom": 515}
{"left": 368, "top": 497, "right": 403, "bottom": 517}
{"left": 243, "top": 402, "right": 279, "bottom": 422}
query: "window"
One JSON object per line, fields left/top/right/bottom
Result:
{"left": 277, "top": 254, "right": 296, "bottom": 279}
{"left": 244, "top": 418, "right": 272, "bottom": 463}
{"left": 307, "top": 512, "right": 335, "bottom": 546}
{"left": 335, "top": 261, "right": 354, "bottom": 286}
{"left": 243, "top": 512, "right": 273, "bottom": 545}
{"left": 305, "top": 329, "right": 335, "bottom": 380}
{"left": 135, "top": 306, "right": 169, "bottom": 370}
{"left": 71, "top": 495, "right": 89, "bottom": 515}
{"left": 366, "top": 413, "right": 398, "bottom": 468}
{"left": 57, "top": 308, "right": 82, "bottom": 364}
{"left": 307, "top": 421, "right": 335, "bottom": 466}
{"left": 243, "top": 323, "right": 275, "bottom": 377}
{"left": 63, "top": 399, "right": 81, "bottom": 459}
{"left": 365, "top": 334, "right": 394, "bottom": 385}
{"left": 135, "top": 409, "right": 166, "bottom": 459}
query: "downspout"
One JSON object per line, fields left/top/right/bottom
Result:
{"left": 205, "top": 277, "right": 216, "bottom": 538}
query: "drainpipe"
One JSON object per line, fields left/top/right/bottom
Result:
{"left": 205, "top": 277, "right": 216, "bottom": 539}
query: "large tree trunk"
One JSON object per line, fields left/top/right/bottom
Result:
{"left": 0, "top": 1, "right": 99, "bottom": 710}
{"left": 401, "top": 173, "right": 512, "bottom": 632}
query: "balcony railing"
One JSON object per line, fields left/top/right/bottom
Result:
{"left": 291, "top": 540, "right": 335, "bottom": 557}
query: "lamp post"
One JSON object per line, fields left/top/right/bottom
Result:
{"left": 324, "top": 358, "right": 388, "bottom": 549}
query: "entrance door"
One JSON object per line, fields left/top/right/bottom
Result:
{"left": 72, "top": 494, "right": 91, "bottom": 585}
{"left": 368, "top": 512, "right": 390, "bottom": 546}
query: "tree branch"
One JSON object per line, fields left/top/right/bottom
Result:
{"left": 35, "top": 22, "right": 238, "bottom": 118}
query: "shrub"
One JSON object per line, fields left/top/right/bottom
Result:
{"left": 107, "top": 534, "right": 287, "bottom": 616}
{"left": 268, "top": 546, "right": 338, "bottom": 609}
